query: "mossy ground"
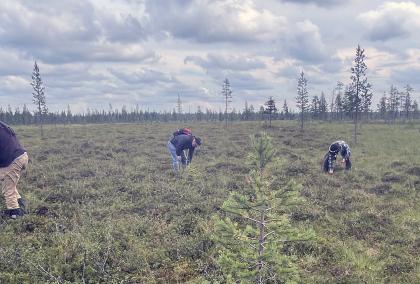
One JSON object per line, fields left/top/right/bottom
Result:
{"left": 0, "top": 121, "right": 419, "bottom": 283}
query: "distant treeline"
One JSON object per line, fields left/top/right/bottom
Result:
{"left": 0, "top": 102, "right": 418, "bottom": 125}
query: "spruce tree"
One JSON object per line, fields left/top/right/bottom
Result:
{"left": 222, "top": 78, "right": 233, "bottom": 127}
{"left": 31, "top": 61, "right": 48, "bottom": 137}
{"left": 311, "top": 95, "right": 320, "bottom": 120}
{"left": 348, "top": 45, "right": 371, "bottom": 144}
{"left": 213, "top": 133, "right": 314, "bottom": 283}
{"left": 243, "top": 100, "right": 252, "bottom": 121}
{"left": 412, "top": 100, "right": 419, "bottom": 119}
{"left": 388, "top": 85, "right": 400, "bottom": 123}
{"left": 264, "top": 96, "right": 277, "bottom": 127}
{"left": 377, "top": 94, "right": 388, "bottom": 121}
{"left": 282, "top": 99, "right": 289, "bottom": 120}
{"left": 177, "top": 93, "right": 183, "bottom": 121}
{"left": 296, "top": 71, "right": 309, "bottom": 131}
{"left": 319, "top": 92, "right": 328, "bottom": 120}
{"left": 333, "top": 81, "right": 344, "bottom": 121}
{"left": 403, "top": 85, "right": 413, "bottom": 121}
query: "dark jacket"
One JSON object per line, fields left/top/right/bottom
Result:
{"left": 325, "top": 140, "right": 351, "bottom": 171}
{"left": 0, "top": 121, "right": 26, "bottom": 167}
{"left": 170, "top": 134, "right": 195, "bottom": 162}
{"left": 329, "top": 140, "right": 350, "bottom": 159}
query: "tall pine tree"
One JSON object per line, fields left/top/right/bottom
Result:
{"left": 31, "top": 61, "right": 48, "bottom": 137}
{"left": 403, "top": 85, "right": 413, "bottom": 121}
{"left": 347, "top": 45, "right": 371, "bottom": 144}
{"left": 296, "top": 71, "right": 309, "bottom": 131}
{"left": 282, "top": 99, "right": 289, "bottom": 120}
{"left": 388, "top": 85, "right": 399, "bottom": 123}
{"left": 222, "top": 78, "right": 233, "bottom": 127}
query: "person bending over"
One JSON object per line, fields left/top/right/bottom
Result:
{"left": 167, "top": 130, "right": 201, "bottom": 173}
{"left": 0, "top": 121, "right": 29, "bottom": 219}
{"left": 323, "top": 140, "right": 351, "bottom": 174}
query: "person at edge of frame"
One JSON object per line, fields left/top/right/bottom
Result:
{"left": 0, "top": 121, "right": 29, "bottom": 219}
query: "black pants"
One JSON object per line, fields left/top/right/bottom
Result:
{"left": 323, "top": 152, "right": 351, "bottom": 172}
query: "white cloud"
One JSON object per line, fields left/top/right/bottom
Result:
{"left": 359, "top": 1, "right": 420, "bottom": 41}
{"left": 184, "top": 53, "right": 266, "bottom": 71}
{"left": 280, "top": 0, "right": 349, "bottom": 7}
{"left": 0, "top": 0, "right": 419, "bottom": 112}
{"left": 145, "top": 0, "right": 286, "bottom": 43}
{"left": 280, "top": 20, "right": 329, "bottom": 63}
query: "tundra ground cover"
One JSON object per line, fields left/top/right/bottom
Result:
{"left": 0, "top": 121, "right": 419, "bottom": 283}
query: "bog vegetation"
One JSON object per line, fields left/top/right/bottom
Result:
{"left": 0, "top": 121, "right": 419, "bottom": 283}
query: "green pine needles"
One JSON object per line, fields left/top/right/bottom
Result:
{"left": 213, "top": 133, "right": 314, "bottom": 283}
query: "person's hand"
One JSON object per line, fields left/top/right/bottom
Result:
{"left": 342, "top": 159, "right": 346, "bottom": 164}
{"left": 177, "top": 156, "right": 182, "bottom": 161}
{"left": 245, "top": 175, "right": 251, "bottom": 184}
{"left": 329, "top": 169, "right": 333, "bottom": 174}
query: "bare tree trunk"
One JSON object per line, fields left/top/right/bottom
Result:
{"left": 258, "top": 211, "right": 265, "bottom": 284}
{"left": 354, "top": 110, "right": 358, "bottom": 144}
{"left": 40, "top": 123, "right": 44, "bottom": 138}
{"left": 225, "top": 98, "right": 228, "bottom": 128}
{"left": 300, "top": 110, "right": 304, "bottom": 131}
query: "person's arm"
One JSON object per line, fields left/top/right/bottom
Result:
{"left": 180, "top": 151, "right": 187, "bottom": 165}
{"left": 188, "top": 147, "right": 195, "bottom": 163}
{"left": 342, "top": 144, "right": 350, "bottom": 161}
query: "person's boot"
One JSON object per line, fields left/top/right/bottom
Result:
{"left": 18, "top": 198, "right": 26, "bottom": 213}
{"left": 7, "top": 208, "right": 25, "bottom": 219}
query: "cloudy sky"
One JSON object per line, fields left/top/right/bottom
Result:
{"left": 1, "top": 0, "right": 419, "bottom": 113}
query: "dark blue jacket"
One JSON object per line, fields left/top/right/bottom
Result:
{"left": 170, "top": 134, "right": 195, "bottom": 162}
{"left": 0, "top": 121, "right": 26, "bottom": 167}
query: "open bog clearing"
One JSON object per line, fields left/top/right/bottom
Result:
{"left": 1, "top": 121, "right": 419, "bottom": 283}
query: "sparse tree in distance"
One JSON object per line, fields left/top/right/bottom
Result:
{"left": 243, "top": 100, "right": 252, "bottom": 121}
{"left": 403, "top": 85, "right": 413, "bottom": 121}
{"left": 377, "top": 94, "right": 388, "bottom": 121}
{"left": 388, "top": 85, "right": 400, "bottom": 123}
{"left": 311, "top": 95, "right": 319, "bottom": 119}
{"left": 296, "top": 71, "right": 309, "bottom": 131}
{"left": 177, "top": 93, "right": 183, "bottom": 121}
{"left": 412, "top": 100, "right": 419, "bottom": 119}
{"left": 31, "top": 61, "right": 48, "bottom": 137}
{"left": 196, "top": 105, "right": 203, "bottom": 121}
{"left": 361, "top": 83, "right": 373, "bottom": 122}
{"left": 334, "top": 81, "right": 345, "bottom": 120}
{"left": 264, "top": 96, "right": 277, "bottom": 127}
{"left": 221, "top": 78, "right": 232, "bottom": 127}
{"left": 319, "top": 92, "right": 328, "bottom": 120}
{"left": 282, "top": 99, "right": 289, "bottom": 120}
{"left": 348, "top": 45, "right": 371, "bottom": 144}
